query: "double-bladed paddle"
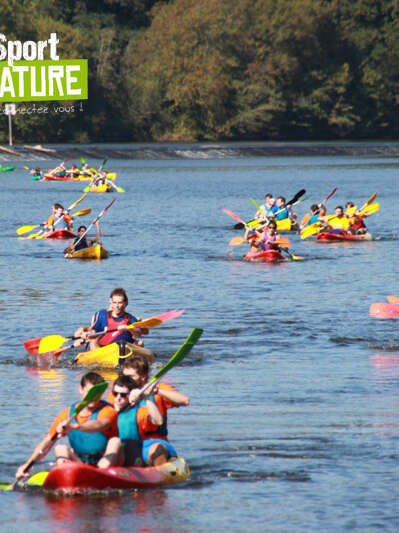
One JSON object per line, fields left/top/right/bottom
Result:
{"left": 17, "top": 208, "right": 91, "bottom": 236}
{"left": 24, "top": 309, "right": 186, "bottom": 355}
{"left": 0, "top": 381, "right": 108, "bottom": 491}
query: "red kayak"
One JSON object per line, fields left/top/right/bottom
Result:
{"left": 41, "top": 457, "right": 190, "bottom": 492}
{"left": 317, "top": 232, "right": 373, "bottom": 242}
{"left": 42, "top": 174, "right": 75, "bottom": 182}
{"left": 243, "top": 249, "right": 286, "bottom": 262}
{"left": 370, "top": 303, "right": 399, "bottom": 319}
{"left": 45, "top": 229, "right": 76, "bottom": 239}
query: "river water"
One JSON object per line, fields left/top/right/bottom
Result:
{"left": 0, "top": 146, "right": 398, "bottom": 532}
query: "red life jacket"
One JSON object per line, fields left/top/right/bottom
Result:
{"left": 99, "top": 311, "right": 131, "bottom": 346}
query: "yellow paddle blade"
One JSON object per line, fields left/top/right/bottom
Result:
{"left": 127, "top": 317, "right": 162, "bottom": 329}
{"left": 69, "top": 193, "right": 87, "bottom": 210}
{"left": 360, "top": 192, "right": 377, "bottom": 211}
{"left": 229, "top": 236, "right": 245, "bottom": 246}
{"left": 27, "top": 471, "right": 49, "bottom": 486}
{"left": 387, "top": 296, "right": 399, "bottom": 304}
{"left": 276, "top": 218, "right": 291, "bottom": 231}
{"left": 38, "top": 335, "right": 70, "bottom": 353}
{"left": 346, "top": 206, "right": 357, "bottom": 216}
{"left": 73, "top": 208, "right": 91, "bottom": 216}
{"left": 360, "top": 202, "right": 379, "bottom": 216}
{"left": 301, "top": 223, "right": 322, "bottom": 239}
{"left": 16, "top": 225, "right": 39, "bottom": 235}
{"left": 247, "top": 219, "right": 261, "bottom": 228}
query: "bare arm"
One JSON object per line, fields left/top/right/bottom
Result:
{"left": 16, "top": 433, "right": 54, "bottom": 479}
{"left": 157, "top": 386, "right": 189, "bottom": 406}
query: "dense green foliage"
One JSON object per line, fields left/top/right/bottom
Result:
{"left": 1, "top": 0, "right": 399, "bottom": 142}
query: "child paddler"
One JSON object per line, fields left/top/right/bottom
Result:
{"left": 112, "top": 375, "right": 164, "bottom": 466}
{"left": 74, "top": 287, "right": 148, "bottom": 350}
{"left": 15, "top": 372, "right": 123, "bottom": 480}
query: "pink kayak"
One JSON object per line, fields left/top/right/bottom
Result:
{"left": 369, "top": 303, "right": 399, "bottom": 318}
{"left": 45, "top": 229, "right": 76, "bottom": 239}
{"left": 42, "top": 174, "right": 76, "bottom": 182}
{"left": 243, "top": 249, "right": 286, "bottom": 262}
{"left": 317, "top": 232, "right": 373, "bottom": 242}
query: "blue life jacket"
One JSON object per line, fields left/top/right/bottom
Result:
{"left": 117, "top": 404, "right": 141, "bottom": 444}
{"left": 68, "top": 400, "right": 110, "bottom": 464}
{"left": 53, "top": 215, "right": 69, "bottom": 230}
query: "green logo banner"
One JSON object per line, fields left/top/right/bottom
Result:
{"left": 0, "top": 59, "right": 88, "bottom": 101}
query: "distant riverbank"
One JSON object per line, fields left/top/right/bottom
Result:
{"left": 1, "top": 141, "right": 399, "bottom": 162}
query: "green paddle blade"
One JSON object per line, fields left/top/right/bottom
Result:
{"left": 250, "top": 197, "right": 261, "bottom": 210}
{"left": 38, "top": 335, "right": 70, "bottom": 353}
{"left": 72, "top": 381, "right": 108, "bottom": 417}
{"left": 83, "top": 186, "right": 90, "bottom": 192}
{"left": 151, "top": 328, "right": 203, "bottom": 383}
{"left": 0, "top": 483, "right": 13, "bottom": 491}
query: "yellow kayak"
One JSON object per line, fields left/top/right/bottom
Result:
{"left": 77, "top": 172, "right": 117, "bottom": 181}
{"left": 65, "top": 244, "right": 108, "bottom": 260}
{"left": 88, "top": 184, "right": 114, "bottom": 193}
{"left": 74, "top": 341, "right": 154, "bottom": 368}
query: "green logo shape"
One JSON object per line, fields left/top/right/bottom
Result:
{"left": 0, "top": 59, "right": 88, "bottom": 101}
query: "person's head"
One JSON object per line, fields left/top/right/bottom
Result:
{"left": 276, "top": 196, "right": 285, "bottom": 207}
{"left": 79, "top": 372, "right": 106, "bottom": 408}
{"left": 265, "top": 193, "right": 275, "bottom": 207}
{"left": 54, "top": 203, "right": 64, "bottom": 217}
{"left": 109, "top": 288, "right": 128, "bottom": 316}
{"left": 310, "top": 204, "right": 319, "bottom": 214}
{"left": 35, "top": 167, "right": 41, "bottom": 173}
{"left": 334, "top": 205, "right": 344, "bottom": 217}
{"left": 345, "top": 201, "right": 355, "bottom": 209}
{"left": 266, "top": 220, "right": 277, "bottom": 234}
{"left": 78, "top": 225, "right": 87, "bottom": 234}
{"left": 122, "top": 355, "right": 149, "bottom": 386}
{"left": 112, "top": 375, "right": 139, "bottom": 411}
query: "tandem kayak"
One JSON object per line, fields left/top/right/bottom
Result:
{"left": 40, "top": 457, "right": 190, "bottom": 492}
{"left": 45, "top": 229, "right": 76, "bottom": 239}
{"left": 243, "top": 249, "right": 287, "bottom": 262}
{"left": 0, "top": 166, "right": 14, "bottom": 172}
{"left": 65, "top": 244, "right": 108, "bottom": 260}
{"left": 369, "top": 302, "right": 399, "bottom": 319}
{"left": 317, "top": 231, "right": 373, "bottom": 242}
{"left": 74, "top": 341, "right": 155, "bottom": 367}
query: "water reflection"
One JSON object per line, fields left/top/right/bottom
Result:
{"left": 370, "top": 353, "right": 399, "bottom": 436}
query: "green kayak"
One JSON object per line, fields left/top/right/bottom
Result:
{"left": 0, "top": 166, "right": 14, "bottom": 172}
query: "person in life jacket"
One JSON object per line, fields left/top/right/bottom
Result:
{"left": 45, "top": 203, "right": 74, "bottom": 232}
{"left": 112, "top": 375, "right": 163, "bottom": 466}
{"left": 254, "top": 193, "right": 279, "bottom": 221}
{"left": 63, "top": 220, "right": 101, "bottom": 255}
{"left": 109, "top": 355, "right": 189, "bottom": 466}
{"left": 74, "top": 287, "right": 148, "bottom": 351}
{"left": 15, "top": 372, "right": 122, "bottom": 480}
{"left": 321, "top": 205, "right": 350, "bottom": 234}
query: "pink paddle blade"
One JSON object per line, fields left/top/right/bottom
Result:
{"left": 155, "top": 309, "right": 185, "bottom": 322}
{"left": 370, "top": 303, "right": 399, "bottom": 319}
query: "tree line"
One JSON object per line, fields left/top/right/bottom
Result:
{"left": 1, "top": 0, "right": 398, "bottom": 143}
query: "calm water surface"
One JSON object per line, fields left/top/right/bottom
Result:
{"left": 0, "top": 147, "right": 399, "bottom": 532}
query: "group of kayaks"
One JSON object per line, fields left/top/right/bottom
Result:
{"left": 227, "top": 189, "right": 380, "bottom": 263}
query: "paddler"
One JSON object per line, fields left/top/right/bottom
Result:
{"left": 112, "top": 375, "right": 164, "bottom": 466}
{"left": 254, "top": 193, "right": 278, "bottom": 221}
{"left": 63, "top": 220, "right": 101, "bottom": 254}
{"left": 321, "top": 205, "right": 350, "bottom": 234}
{"left": 74, "top": 287, "right": 148, "bottom": 350}
{"left": 48, "top": 161, "right": 67, "bottom": 177}
{"left": 114, "top": 358, "right": 185, "bottom": 466}
{"left": 45, "top": 203, "right": 74, "bottom": 232}
{"left": 245, "top": 220, "right": 281, "bottom": 252}
{"left": 15, "top": 372, "right": 123, "bottom": 479}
